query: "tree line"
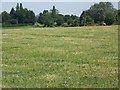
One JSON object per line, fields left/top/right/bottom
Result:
{"left": 1, "top": 2, "right": 120, "bottom": 27}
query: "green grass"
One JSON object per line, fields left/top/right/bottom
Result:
{"left": 2, "top": 25, "right": 118, "bottom": 88}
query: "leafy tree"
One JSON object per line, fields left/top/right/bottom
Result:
{"left": 2, "top": 11, "right": 11, "bottom": 24}
{"left": 37, "top": 5, "right": 80, "bottom": 27}
{"left": 86, "top": 16, "right": 94, "bottom": 25}
{"left": 50, "top": 6, "right": 59, "bottom": 18}
{"left": 71, "top": 18, "right": 79, "bottom": 26}
{"left": 18, "top": 3, "right": 25, "bottom": 24}
{"left": 80, "top": 11, "right": 87, "bottom": 26}
{"left": 15, "top": 10, "right": 22, "bottom": 24}
{"left": 38, "top": 10, "right": 54, "bottom": 27}
{"left": 29, "top": 10, "right": 36, "bottom": 24}
{"left": 16, "top": 3, "right": 20, "bottom": 11}
{"left": 118, "top": 10, "right": 120, "bottom": 24}
{"left": 37, "top": 6, "right": 60, "bottom": 27}
{"left": 67, "top": 18, "right": 73, "bottom": 26}
{"left": 55, "top": 14, "right": 64, "bottom": 26}
{"left": 105, "top": 12, "right": 116, "bottom": 25}
{"left": 43, "top": 10, "right": 49, "bottom": 15}
{"left": 38, "top": 9, "right": 54, "bottom": 26}
{"left": 71, "top": 15, "right": 78, "bottom": 20}
{"left": 13, "top": 3, "right": 36, "bottom": 24}
{"left": 115, "top": 10, "right": 120, "bottom": 24}
{"left": 20, "top": 3, "right": 23, "bottom": 10}
{"left": 87, "top": 2, "right": 116, "bottom": 24}
{"left": 96, "top": 9, "right": 105, "bottom": 23}
{"left": 64, "top": 15, "right": 71, "bottom": 22}
{"left": 2, "top": 2, "right": 117, "bottom": 27}
{"left": 9, "top": 8, "right": 18, "bottom": 24}
{"left": 14, "top": 3, "right": 21, "bottom": 24}
{"left": 9, "top": 19, "right": 18, "bottom": 24}
{"left": 10, "top": 8, "right": 15, "bottom": 17}
{"left": 80, "top": 10, "right": 94, "bottom": 26}
{"left": 24, "top": 10, "right": 36, "bottom": 24}
{"left": 43, "top": 13, "right": 54, "bottom": 27}
{"left": 37, "top": 13, "right": 44, "bottom": 24}
{"left": 23, "top": 8, "right": 29, "bottom": 23}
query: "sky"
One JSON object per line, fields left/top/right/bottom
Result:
{"left": 1, "top": 2, "right": 118, "bottom": 16}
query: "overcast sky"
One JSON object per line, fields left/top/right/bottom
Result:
{"left": 1, "top": 2, "right": 118, "bottom": 16}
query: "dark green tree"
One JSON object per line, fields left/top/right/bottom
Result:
{"left": 2, "top": 11, "right": 11, "bottom": 24}
{"left": 87, "top": 2, "right": 116, "bottom": 24}
{"left": 80, "top": 11, "right": 87, "bottom": 26}
{"left": 55, "top": 14, "right": 64, "bottom": 26}
{"left": 105, "top": 12, "right": 116, "bottom": 25}
{"left": 14, "top": 3, "right": 21, "bottom": 24}
{"left": 50, "top": 6, "right": 59, "bottom": 18}
{"left": 37, "top": 13, "right": 44, "bottom": 24}
{"left": 71, "top": 15, "right": 78, "bottom": 20}
{"left": 43, "top": 13, "right": 54, "bottom": 27}
{"left": 14, "top": 3, "right": 36, "bottom": 24}
{"left": 10, "top": 8, "right": 15, "bottom": 17}
{"left": 24, "top": 10, "right": 36, "bottom": 24}
{"left": 86, "top": 15, "right": 94, "bottom": 25}
{"left": 64, "top": 15, "right": 71, "bottom": 22}
{"left": 16, "top": 3, "right": 25, "bottom": 24}
{"left": 37, "top": 6, "right": 59, "bottom": 27}
{"left": 9, "top": 8, "right": 18, "bottom": 24}
{"left": 115, "top": 10, "right": 120, "bottom": 24}
{"left": 43, "top": 10, "right": 49, "bottom": 15}
{"left": 16, "top": 3, "right": 20, "bottom": 11}
{"left": 67, "top": 18, "right": 73, "bottom": 26}
{"left": 20, "top": 3, "right": 23, "bottom": 10}
{"left": 71, "top": 18, "right": 79, "bottom": 26}
{"left": 37, "top": 10, "right": 49, "bottom": 24}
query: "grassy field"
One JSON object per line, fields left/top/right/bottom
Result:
{"left": 2, "top": 25, "right": 118, "bottom": 88}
